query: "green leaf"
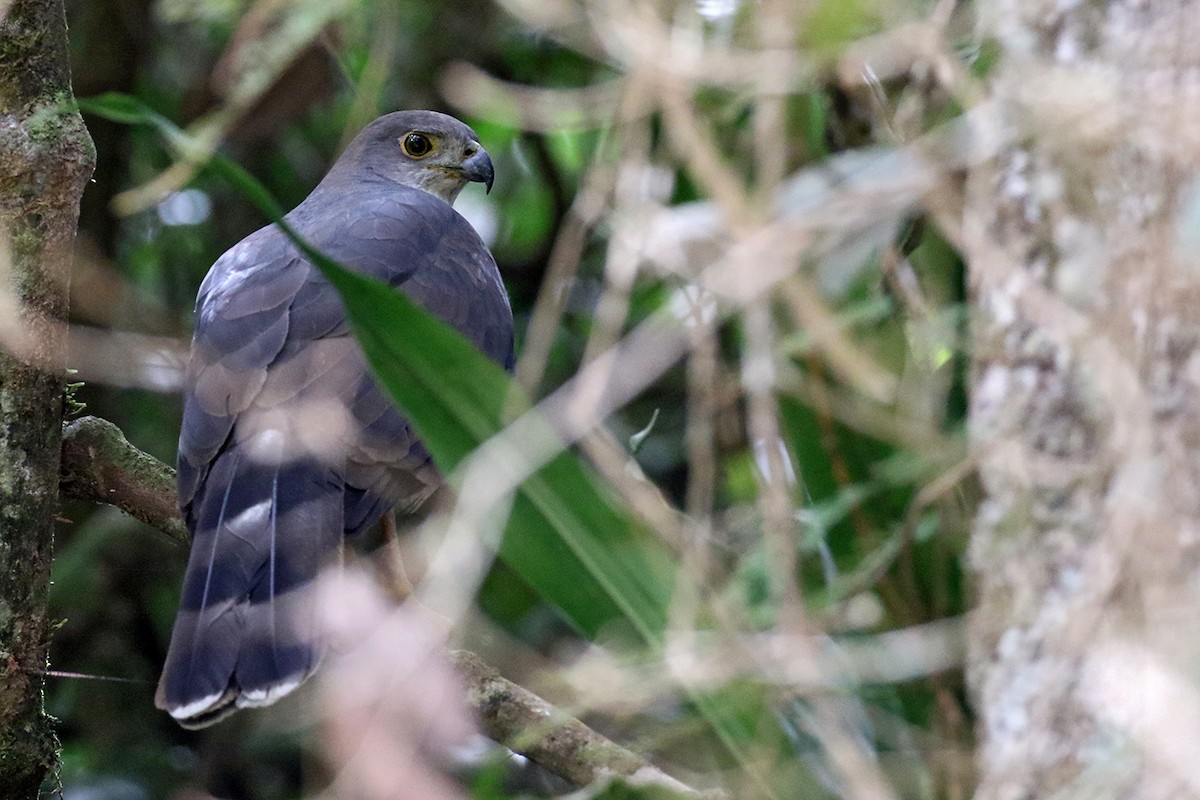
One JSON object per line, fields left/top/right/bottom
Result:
{"left": 77, "top": 92, "right": 155, "bottom": 125}
{"left": 320, "top": 261, "right": 677, "bottom": 642}
{"left": 80, "top": 92, "right": 676, "bottom": 643}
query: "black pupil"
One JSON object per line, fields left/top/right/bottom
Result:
{"left": 406, "top": 134, "right": 431, "bottom": 155}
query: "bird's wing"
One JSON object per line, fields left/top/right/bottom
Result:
{"left": 300, "top": 190, "right": 514, "bottom": 531}
{"left": 159, "top": 225, "right": 358, "bottom": 726}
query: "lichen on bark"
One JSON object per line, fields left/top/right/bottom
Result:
{"left": 0, "top": 0, "right": 93, "bottom": 796}
{"left": 966, "top": 2, "right": 1200, "bottom": 798}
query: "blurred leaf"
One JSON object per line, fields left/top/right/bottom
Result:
{"left": 802, "top": 0, "right": 882, "bottom": 52}
{"left": 495, "top": 163, "right": 556, "bottom": 259}
{"left": 969, "top": 36, "right": 1003, "bottom": 78}
{"left": 628, "top": 408, "right": 660, "bottom": 454}
{"left": 723, "top": 450, "right": 762, "bottom": 504}
{"left": 469, "top": 757, "right": 514, "bottom": 800}
{"left": 76, "top": 92, "right": 150, "bottom": 125}
{"left": 546, "top": 127, "right": 589, "bottom": 173}
{"left": 800, "top": 91, "right": 831, "bottom": 162}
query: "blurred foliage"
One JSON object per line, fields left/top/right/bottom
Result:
{"left": 51, "top": 0, "right": 977, "bottom": 798}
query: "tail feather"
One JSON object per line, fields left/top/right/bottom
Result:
{"left": 157, "top": 443, "right": 343, "bottom": 728}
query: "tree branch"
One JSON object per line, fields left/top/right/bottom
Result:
{"left": 57, "top": 414, "right": 712, "bottom": 797}
{"left": 59, "top": 416, "right": 188, "bottom": 545}
{"left": 451, "top": 649, "right": 712, "bottom": 797}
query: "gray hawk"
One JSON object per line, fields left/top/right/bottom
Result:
{"left": 156, "top": 110, "right": 514, "bottom": 728}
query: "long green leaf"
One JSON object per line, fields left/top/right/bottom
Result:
{"left": 317, "top": 263, "right": 677, "bottom": 642}
{"left": 79, "top": 92, "right": 676, "bottom": 643}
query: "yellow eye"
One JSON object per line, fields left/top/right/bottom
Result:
{"left": 400, "top": 132, "right": 434, "bottom": 158}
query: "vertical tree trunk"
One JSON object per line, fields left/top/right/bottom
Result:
{"left": 966, "top": 2, "right": 1200, "bottom": 798}
{"left": 0, "top": 0, "right": 93, "bottom": 795}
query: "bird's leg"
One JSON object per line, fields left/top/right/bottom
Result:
{"left": 374, "top": 512, "right": 415, "bottom": 602}
{"left": 370, "top": 512, "right": 457, "bottom": 635}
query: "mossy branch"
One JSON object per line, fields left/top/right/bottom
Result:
{"left": 452, "top": 649, "right": 715, "bottom": 797}
{"left": 59, "top": 416, "right": 189, "bottom": 545}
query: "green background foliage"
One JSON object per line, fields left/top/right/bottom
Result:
{"left": 52, "top": 0, "right": 975, "bottom": 798}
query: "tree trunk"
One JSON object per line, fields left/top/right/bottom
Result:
{"left": 966, "top": 2, "right": 1200, "bottom": 798}
{"left": 0, "top": 0, "right": 94, "bottom": 794}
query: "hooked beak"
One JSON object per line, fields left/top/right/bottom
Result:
{"left": 462, "top": 146, "right": 495, "bottom": 194}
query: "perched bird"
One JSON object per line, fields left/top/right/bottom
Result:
{"left": 156, "top": 110, "right": 514, "bottom": 728}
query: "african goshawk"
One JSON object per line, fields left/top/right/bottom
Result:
{"left": 156, "top": 110, "right": 514, "bottom": 728}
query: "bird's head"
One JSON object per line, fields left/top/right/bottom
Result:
{"left": 340, "top": 110, "right": 494, "bottom": 205}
